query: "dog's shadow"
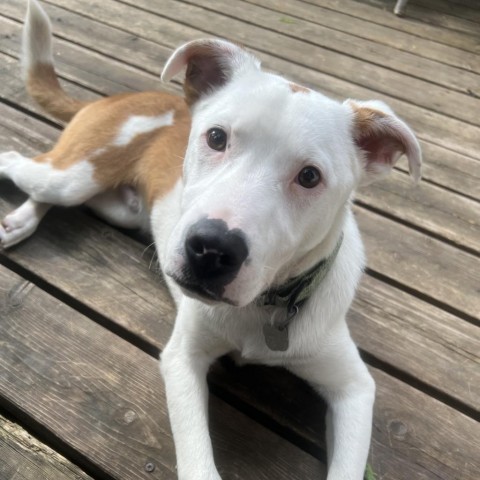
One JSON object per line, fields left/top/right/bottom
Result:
{"left": 209, "top": 356, "right": 328, "bottom": 477}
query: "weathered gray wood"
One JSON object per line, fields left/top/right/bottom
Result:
{"left": 0, "top": 415, "right": 92, "bottom": 480}
{"left": 209, "top": 361, "right": 480, "bottom": 480}
{"left": 246, "top": 0, "right": 480, "bottom": 75}
{"left": 415, "top": 141, "right": 480, "bottom": 201}
{"left": 195, "top": 0, "right": 480, "bottom": 88}
{"left": 360, "top": 171, "right": 480, "bottom": 254}
{"left": 1, "top": 89, "right": 479, "bottom": 410}
{"left": 0, "top": 265, "right": 326, "bottom": 480}
{"left": 3, "top": 5, "right": 480, "bottom": 200}
{"left": 401, "top": 0, "right": 480, "bottom": 35}
{"left": 413, "top": 0, "right": 480, "bottom": 23}
{"left": 352, "top": 275, "right": 480, "bottom": 412}
{"left": 294, "top": 0, "right": 480, "bottom": 53}
{"left": 355, "top": 206, "right": 480, "bottom": 320}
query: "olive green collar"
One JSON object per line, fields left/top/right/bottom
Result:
{"left": 257, "top": 233, "right": 344, "bottom": 313}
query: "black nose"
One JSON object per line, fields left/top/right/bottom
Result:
{"left": 185, "top": 219, "right": 249, "bottom": 289}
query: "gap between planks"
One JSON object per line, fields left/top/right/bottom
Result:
{"left": 295, "top": 0, "right": 480, "bottom": 52}
{"left": 0, "top": 265, "right": 328, "bottom": 480}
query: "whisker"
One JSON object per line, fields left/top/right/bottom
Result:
{"left": 142, "top": 241, "right": 156, "bottom": 258}
{"left": 149, "top": 249, "right": 158, "bottom": 271}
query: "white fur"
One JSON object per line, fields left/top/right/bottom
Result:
{"left": 157, "top": 41, "right": 421, "bottom": 480}
{"left": 21, "top": 0, "right": 54, "bottom": 79}
{"left": 3, "top": 6, "right": 423, "bottom": 479}
{"left": 0, "top": 151, "right": 100, "bottom": 206}
{"left": 0, "top": 198, "right": 50, "bottom": 248}
{"left": 87, "top": 186, "right": 150, "bottom": 230}
{"left": 113, "top": 112, "right": 174, "bottom": 147}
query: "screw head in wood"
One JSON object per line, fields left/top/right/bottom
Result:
{"left": 144, "top": 462, "right": 156, "bottom": 473}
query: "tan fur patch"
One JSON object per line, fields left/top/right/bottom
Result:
{"left": 34, "top": 91, "right": 190, "bottom": 207}
{"left": 349, "top": 102, "right": 387, "bottom": 139}
{"left": 289, "top": 82, "right": 310, "bottom": 94}
{"left": 27, "top": 64, "right": 90, "bottom": 123}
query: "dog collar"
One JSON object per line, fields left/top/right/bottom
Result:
{"left": 257, "top": 233, "right": 343, "bottom": 351}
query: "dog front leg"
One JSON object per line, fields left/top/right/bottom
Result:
{"left": 160, "top": 303, "right": 230, "bottom": 480}
{"left": 289, "top": 338, "right": 375, "bottom": 480}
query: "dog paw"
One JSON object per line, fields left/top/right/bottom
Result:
{"left": 0, "top": 212, "right": 37, "bottom": 249}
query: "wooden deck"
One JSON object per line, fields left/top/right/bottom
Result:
{"left": 1, "top": 0, "right": 479, "bottom": 479}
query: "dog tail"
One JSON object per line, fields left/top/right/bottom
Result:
{"left": 22, "top": 0, "right": 90, "bottom": 122}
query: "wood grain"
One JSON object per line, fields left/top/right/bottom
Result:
{"left": 0, "top": 265, "right": 326, "bottom": 480}
{"left": 195, "top": 0, "right": 480, "bottom": 89}
{"left": 246, "top": 0, "right": 480, "bottom": 74}
{"left": 209, "top": 361, "right": 480, "bottom": 480}
{"left": 355, "top": 207, "right": 480, "bottom": 320}
{"left": 295, "top": 0, "right": 480, "bottom": 53}
{"left": 0, "top": 415, "right": 92, "bottom": 480}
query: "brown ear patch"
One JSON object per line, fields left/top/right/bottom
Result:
{"left": 289, "top": 82, "right": 310, "bottom": 94}
{"left": 350, "top": 103, "right": 387, "bottom": 138}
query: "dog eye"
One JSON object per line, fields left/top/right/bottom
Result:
{"left": 296, "top": 166, "right": 322, "bottom": 188}
{"left": 206, "top": 128, "right": 227, "bottom": 151}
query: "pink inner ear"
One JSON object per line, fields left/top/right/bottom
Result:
{"left": 186, "top": 52, "right": 229, "bottom": 95}
{"left": 348, "top": 100, "right": 422, "bottom": 182}
{"left": 357, "top": 133, "right": 405, "bottom": 166}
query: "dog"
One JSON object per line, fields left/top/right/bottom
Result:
{"left": 0, "top": 1, "right": 422, "bottom": 479}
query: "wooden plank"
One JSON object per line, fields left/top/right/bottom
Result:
{"left": 196, "top": 0, "right": 480, "bottom": 89}
{"left": 416, "top": 141, "right": 480, "bottom": 201}
{"left": 398, "top": 1, "right": 480, "bottom": 35}
{"left": 3, "top": 4, "right": 480, "bottom": 193}
{"left": 42, "top": 0, "right": 480, "bottom": 132}
{"left": 361, "top": 170, "right": 480, "bottom": 254}
{"left": 209, "top": 361, "right": 480, "bottom": 480}
{"left": 1, "top": 85, "right": 479, "bottom": 402}
{"left": 414, "top": 0, "right": 480, "bottom": 23}
{"left": 0, "top": 265, "right": 326, "bottom": 480}
{"left": 355, "top": 207, "right": 480, "bottom": 320}
{"left": 302, "top": 0, "right": 480, "bottom": 53}
{"left": 246, "top": 0, "right": 480, "bottom": 76}
{"left": 353, "top": 275, "right": 480, "bottom": 412}
{"left": 0, "top": 414, "right": 92, "bottom": 480}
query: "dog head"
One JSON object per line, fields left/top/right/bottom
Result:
{"left": 161, "top": 39, "right": 421, "bottom": 307}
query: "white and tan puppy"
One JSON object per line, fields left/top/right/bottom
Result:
{"left": 0, "top": 1, "right": 422, "bottom": 479}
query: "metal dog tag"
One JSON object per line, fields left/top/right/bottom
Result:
{"left": 263, "top": 305, "right": 299, "bottom": 352}
{"left": 263, "top": 323, "right": 289, "bottom": 351}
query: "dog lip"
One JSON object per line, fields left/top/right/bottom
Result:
{"left": 168, "top": 273, "right": 237, "bottom": 306}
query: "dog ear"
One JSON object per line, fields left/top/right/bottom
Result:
{"left": 345, "top": 100, "right": 422, "bottom": 186}
{"left": 161, "top": 39, "right": 260, "bottom": 105}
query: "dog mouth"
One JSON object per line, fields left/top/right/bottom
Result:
{"left": 169, "top": 274, "right": 237, "bottom": 306}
